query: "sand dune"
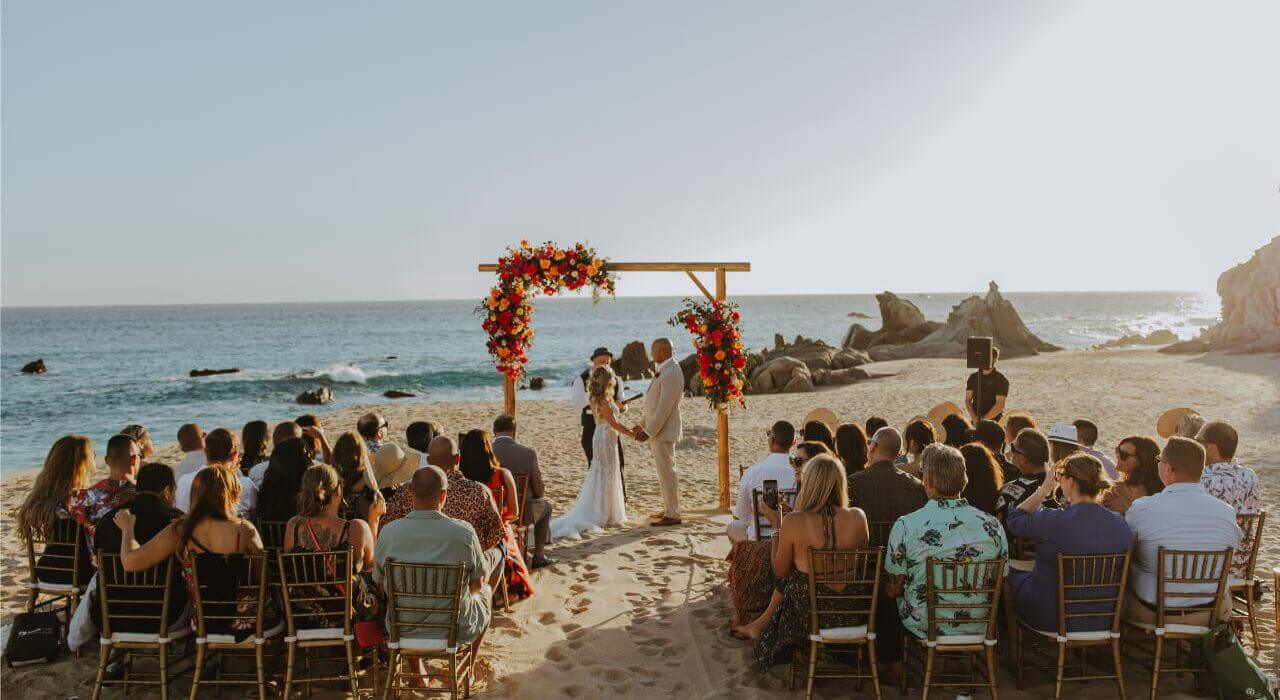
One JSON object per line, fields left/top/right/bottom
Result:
{"left": 2, "top": 348, "right": 1277, "bottom": 698}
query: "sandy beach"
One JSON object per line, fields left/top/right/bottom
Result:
{"left": 3, "top": 348, "right": 1278, "bottom": 698}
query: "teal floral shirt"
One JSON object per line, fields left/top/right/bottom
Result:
{"left": 885, "top": 498, "right": 1009, "bottom": 639}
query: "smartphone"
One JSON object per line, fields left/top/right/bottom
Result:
{"left": 762, "top": 479, "right": 779, "bottom": 511}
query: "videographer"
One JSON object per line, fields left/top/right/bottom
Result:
{"left": 965, "top": 345, "right": 1009, "bottom": 423}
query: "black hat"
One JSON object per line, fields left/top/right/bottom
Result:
{"left": 590, "top": 347, "right": 613, "bottom": 360}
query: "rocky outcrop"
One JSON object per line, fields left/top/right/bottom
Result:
{"left": 843, "top": 292, "right": 941, "bottom": 350}
{"left": 190, "top": 368, "right": 241, "bottom": 377}
{"left": 1093, "top": 329, "right": 1180, "bottom": 350}
{"left": 613, "top": 341, "right": 654, "bottom": 380}
{"left": 21, "top": 359, "right": 47, "bottom": 374}
{"left": 1164, "top": 236, "right": 1280, "bottom": 354}
{"left": 678, "top": 354, "right": 702, "bottom": 396}
{"left": 762, "top": 335, "right": 871, "bottom": 372}
{"left": 868, "top": 282, "right": 1059, "bottom": 361}
{"left": 297, "top": 387, "right": 334, "bottom": 405}
{"left": 749, "top": 356, "right": 814, "bottom": 394}
{"left": 742, "top": 335, "right": 873, "bottom": 394}
{"left": 382, "top": 389, "right": 417, "bottom": 398}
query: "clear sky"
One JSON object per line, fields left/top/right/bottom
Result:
{"left": 2, "top": 1, "right": 1277, "bottom": 306}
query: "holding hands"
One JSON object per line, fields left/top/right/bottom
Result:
{"left": 632, "top": 424, "right": 650, "bottom": 442}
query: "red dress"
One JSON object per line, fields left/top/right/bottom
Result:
{"left": 486, "top": 470, "right": 534, "bottom": 599}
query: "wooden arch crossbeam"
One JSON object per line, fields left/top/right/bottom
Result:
{"left": 476, "top": 260, "right": 751, "bottom": 509}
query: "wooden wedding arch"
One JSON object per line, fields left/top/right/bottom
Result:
{"left": 477, "top": 261, "right": 751, "bottom": 510}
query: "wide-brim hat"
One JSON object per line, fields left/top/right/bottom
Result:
{"left": 1156, "top": 407, "right": 1197, "bottom": 439}
{"left": 373, "top": 443, "right": 423, "bottom": 491}
{"left": 905, "top": 414, "right": 946, "bottom": 443}
{"left": 998, "top": 409, "right": 1034, "bottom": 427}
{"left": 591, "top": 347, "right": 613, "bottom": 360}
{"left": 802, "top": 408, "right": 839, "bottom": 434}
{"left": 1047, "top": 422, "right": 1080, "bottom": 446}
{"left": 927, "top": 401, "right": 965, "bottom": 425}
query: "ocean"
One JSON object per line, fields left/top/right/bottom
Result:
{"left": 0, "top": 291, "right": 1217, "bottom": 472}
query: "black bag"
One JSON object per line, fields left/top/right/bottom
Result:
{"left": 5, "top": 610, "right": 62, "bottom": 667}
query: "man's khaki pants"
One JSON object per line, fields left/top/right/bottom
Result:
{"left": 650, "top": 439, "right": 681, "bottom": 518}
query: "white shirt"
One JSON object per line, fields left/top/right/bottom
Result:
{"left": 733, "top": 452, "right": 797, "bottom": 540}
{"left": 1125, "top": 482, "right": 1241, "bottom": 607}
{"left": 247, "top": 459, "right": 271, "bottom": 488}
{"left": 1083, "top": 447, "right": 1118, "bottom": 480}
{"left": 176, "top": 464, "right": 259, "bottom": 518}
{"left": 173, "top": 451, "right": 207, "bottom": 481}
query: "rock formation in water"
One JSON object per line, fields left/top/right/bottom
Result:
{"left": 1093, "top": 329, "right": 1180, "bottom": 350}
{"left": 1163, "top": 236, "right": 1280, "bottom": 354}
{"left": 740, "top": 335, "right": 872, "bottom": 395}
{"left": 863, "top": 282, "right": 1060, "bottom": 361}
{"left": 297, "top": 387, "right": 334, "bottom": 405}
{"left": 843, "top": 292, "right": 942, "bottom": 350}
{"left": 21, "top": 359, "right": 47, "bottom": 374}
{"left": 382, "top": 389, "right": 417, "bottom": 398}
{"left": 190, "top": 368, "right": 241, "bottom": 377}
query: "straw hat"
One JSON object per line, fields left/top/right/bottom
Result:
{"left": 373, "top": 443, "right": 423, "bottom": 491}
{"left": 1156, "top": 407, "right": 1197, "bottom": 439}
{"left": 998, "top": 409, "right": 1034, "bottom": 427}
{"left": 926, "top": 401, "right": 965, "bottom": 425}
{"left": 906, "top": 414, "right": 946, "bottom": 443}
{"left": 802, "top": 408, "right": 839, "bottom": 433}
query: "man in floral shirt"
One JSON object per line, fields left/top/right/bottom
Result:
{"left": 65, "top": 434, "right": 140, "bottom": 551}
{"left": 1197, "top": 421, "right": 1260, "bottom": 576}
{"left": 885, "top": 443, "right": 1008, "bottom": 641}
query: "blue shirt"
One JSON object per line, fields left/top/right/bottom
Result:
{"left": 1125, "top": 482, "right": 1241, "bottom": 607}
{"left": 1006, "top": 502, "right": 1134, "bottom": 632}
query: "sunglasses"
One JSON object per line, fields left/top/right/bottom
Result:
{"left": 1115, "top": 448, "right": 1137, "bottom": 460}
{"left": 789, "top": 454, "right": 805, "bottom": 466}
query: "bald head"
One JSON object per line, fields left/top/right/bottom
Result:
{"left": 870, "top": 427, "right": 902, "bottom": 463}
{"left": 426, "top": 435, "right": 459, "bottom": 470}
{"left": 651, "top": 337, "right": 673, "bottom": 363}
{"left": 411, "top": 464, "right": 448, "bottom": 509}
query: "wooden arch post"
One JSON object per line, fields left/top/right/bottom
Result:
{"left": 478, "top": 261, "right": 750, "bottom": 510}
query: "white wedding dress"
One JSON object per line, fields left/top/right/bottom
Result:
{"left": 551, "top": 400, "right": 629, "bottom": 540}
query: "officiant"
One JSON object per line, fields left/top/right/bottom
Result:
{"left": 571, "top": 346, "right": 627, "bottom": 495}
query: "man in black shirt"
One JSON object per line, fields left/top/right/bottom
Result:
{"left": 965, "top": 346, "right": 1009, "bottom": 423}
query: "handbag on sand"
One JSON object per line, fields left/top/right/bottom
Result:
{"left": 1201, "top": 622, "right": 1274, "bottom": 699}
{"left": 5, "top": 609, "right": 62, "bottom": 667}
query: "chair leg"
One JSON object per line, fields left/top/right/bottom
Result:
{"left": 1149, "top": 635, "right": 1163, "bottom": 700}
{"left": 255, "top": 642, "right": 268, "bottom": 700}
{"left": 1052, "top": 643, "right": 1065, "bottom": 700}
{"left": 1015, "top": 624, "right": 1024, "bottom": 689}
{"left": 804, "top": 640, "right": 818, "bottom": 700}
{"left": 449, "top": 655, "right": 459, "bottom": 700}
{"left": 158, "top": 643, "right": 169, "bottom": 700}
{"left": 1112, "top": 638, "right": 1127, "bottom": 700}
{"left": 282, "top": 641, "right": 297, "bottom": 700}
{"left": 1244, "top": 593, "right": 1260, "bottom": 651}
{"left": 188, "top": 643, "right": 205, "bottom": 700}
{"left": 91, "top": 643, "right": 110, "bottom": 700}
{"left": 921, "top": 647, "right": 935, "bottom": 700}
{"left": 344, "top": 640, "right": 360, "bottom": 700}
{"left": 382, "top": 649, "right": 397, "bottom": 700}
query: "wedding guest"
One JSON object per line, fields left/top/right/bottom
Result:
{"left": 864, "top": 416, "right": 888, "bottom": 439}
{"left": 176, "top": 428, "right": 258, "bottom": 517}
{"left": 295, "top": 413, "right": 319, "bottom": 429}
{"left": 834, "top": 423, "right": 868, "bottom": 477}
{"left": 901, "top": 419, "right": 937, "bottom": 478}
{"left": 729, "top": 421, "right": 796, "bottom": 543}
{"left": 1197, "top": 420, "right": 1260, "bottom": 576}
{"left": 1123, "top": 437, "right": 1241, "bottom": 627}
{"left": 960, "top": 443, "right": 1003, "bottom": 516}
{"left": 997, "top": 429, "right": 1053, "bottom": 518}
{"left": 975, "top": 419, "right": 1018, "bottom": 483}
{"left": 357, "top": 412, "right": 389, "bottom": 455}
{"left": 173, "top": 423, "right": 206, "bottom": 481}
{"left": 1102, "top": 436, "right": 1164, "bottom": 514}
{"left": 461, "top": 429, "right": 533, "bottom": 599}
{"left": 790, "top": 440, "right": 832, "bottom": 489}
{"left": 1175, "top": 412, "right": 1206, "bottom": 439}
{"left": 239, "top": 420, "right": 270, "bottom": 478}
{"left": 884, "top": 444, "right": 1008, "bottom": 681}
{"left": 331, "top": 431, "right": 384, "bottom": 533}
{"left": 1003, "top": 412, "right": 1038, "bottom": 447}
{"left": 66, "top": 434, "right": 140, "bottom": 550}
{"left": 802, "top": 421, "right": 835, "bottom": 452}
{"left": 406, "top": 421, "right": 442, "bottom": 456}
{"left": 380, "top": 437, "right": 504, "bottom": 584}
{"left": 294, "top": 414, "right": 335, "bottom": 462}
{"left": 121, "top": 425, "right": 155, "bottom": 461}
{"left": 965, "top": 345, "right": 1008, "bottom": 422}
{"left": 373, "top": 443, "right": 421, "bottom": 494}
{"left": 249, "top": 421, "right": 303, "bottom": 487}
{"left": 1047, "top": 423, "right": 1082, "bottom": 464}
{"left": 1007, "top": 453, "right": 1133, "bottom": 633}
{"left": 848, "top": 427, "right": 926, "bottom": 546}
{"left": 491, "top": 414, "right": 556, "bottom": 568}
{"left": 284, "top": 464, "right": 376, "bottom": 575}
{"left": 16, "top": 436, "right": 95, "bottom": 586}
{"left": 942, "top": 413, "right": 974, "bottom": 448}
{"left": 373, "top": 465, "right": 492, "bottom": 646}
{"left": 1072, "top": 419, "right": 1117, "bottom": 479}
{"left": 741, "top": 455, "right": 868, "bottom": 665}
{"left": 256, "top": 437, "right": 311, "bottom": 522}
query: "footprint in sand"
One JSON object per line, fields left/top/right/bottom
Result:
{"left": 561, "top": 684, "right": 585, "bottom": 698}
{"left": 582, "top": 571, "right": 600, "bottom": 582}
{"left": 570, "top": 583, "right": 588, "bottom": 594}
{"left": 571, "top": 598, "right": 593, "bottom": 614}
{"left": 561, "top": 622, "right": 582, "bottom": 634}
{"left": 583, "top": 563, "right": 599, "bottom": 572}
{"left": 538, "top": 612, "right": 558, "bottom": 625}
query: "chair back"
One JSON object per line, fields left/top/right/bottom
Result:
{"left": 96, "top": 553, "right": 176, "bottom": 638}
{"left": 805, "top": 548, "right": 881, "bottom": 636}
{"left": 256, "top": 520, "right": 289, "bottom": 550}
{"left": 512, "top": 473, "right": 530, "bottom": 525}
{"left": 276, "top": 547, "right": 354, "bottom": 636}
{"left": 190, "top": 552, "right": 270, "bottom": 642}
{"left": 1155, "top": 547, "right": 1232, "bottom": 626}
{"left": 923, "top": 557, "right": 1006, "bottom": 642}
{"left": 383, "top": 559, "right": 466, "bottom": 649}
{"left": 867, "top": 521, "right": 894, "bottom": 550}
{"left": 1054, "top": 551, "right": 1130, "bottom": 636}
{"left": 25, "top": 518, "right": 87, "bottom": 586}
{"left": 1236, "top": 511, "right": 1266, "bottom": 579}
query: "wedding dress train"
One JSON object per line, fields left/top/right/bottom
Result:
{"left": 551, "top": 406, "right": 628, "bottom": 540}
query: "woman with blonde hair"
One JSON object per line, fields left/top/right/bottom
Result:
{"left": 17, "top": 435, "right": 96, "bottom": 586}
{"left": 285, "top": 464, "right": 375, "bottom": 572}
{"left": 734, "top": 455, "right": 870, "bottom": 666}
{"left": 551, "top": 364, "right": 633, "bottom": 540}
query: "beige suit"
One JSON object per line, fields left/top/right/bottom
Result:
{"left": 643, "top": 358, "right": 684, "bottom": 518}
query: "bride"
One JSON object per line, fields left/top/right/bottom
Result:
{"left": 552, "top": 365, "right": 632, "bottom": 540}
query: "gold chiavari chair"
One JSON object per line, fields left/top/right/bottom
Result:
{"left": 866, "top": 521, "right": 894, "bottom": 550}
{"left": 512, "top": 473, "right": 531, "bottom": 563}
{"left": 1231, "top": 511, "right": 1266, "bottom": 649}
{"left": 382, "top": 559, "right": 486, "bottom": 700}
{"left": 92, "top": 553, "right": 190, "bottom": 700}
{"left": 901, "top": 557, "right": 1005, "bottom": 699}
{"left": 189, "top": 552, "right": 284, "bottom": 699}
{"left": 256, "top": 519, "right": 290, "bottom": 551}
{"left": 793, "top": 548, "right": 883, "bottom": 700}
{"left": 24, "top": 519, "right": 88, "bottom": 619}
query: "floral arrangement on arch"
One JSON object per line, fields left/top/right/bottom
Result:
{"left": 479, "top": 240, "right": 617, "bottom": 379}
{"left": 669, "top": 297, "right": 747, "bottom": 408}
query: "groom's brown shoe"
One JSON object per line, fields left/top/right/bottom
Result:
{"left": 651, "top": 516, "right": 682, "bottom": 527}
{"left": 649, "top": 510, "right": 666, "bottom": 520}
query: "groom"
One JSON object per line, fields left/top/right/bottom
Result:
{"left": 634, "top": 337, "right": 683, "bottom": 526}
